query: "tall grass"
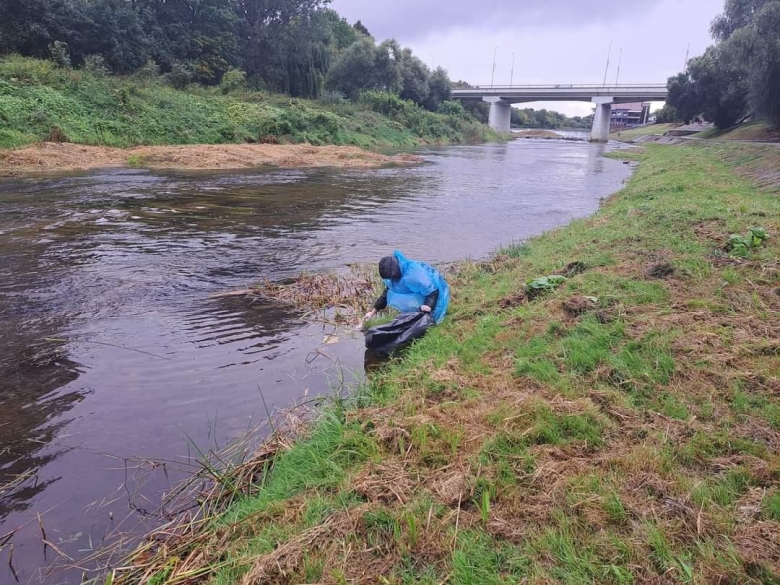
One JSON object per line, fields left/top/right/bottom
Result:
{"left": 0, "top": 56, "right": 503, "bottom": 150}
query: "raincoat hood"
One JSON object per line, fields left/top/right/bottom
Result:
{"left": 379, "top": 255, "right": 401, "bottom": 280}
{"left": 382, "top": 250, "right": 450, "bottom": 324}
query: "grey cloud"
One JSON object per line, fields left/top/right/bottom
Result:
{"left": 330, "top": 0, "right": 664, "bottom": 40}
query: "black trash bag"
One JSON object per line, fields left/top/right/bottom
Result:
{"left": 364, "top": 312, "right": 435, "bottom": 355}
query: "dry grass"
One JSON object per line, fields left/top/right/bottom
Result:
{"left": 0, "top": 142, "right": 422, "bottom": 176}
{"left": 514, "top": 129, "right": 564, "bottom": 139}
{"left": 250, "top": 265, "right": 382, "bottom": 317}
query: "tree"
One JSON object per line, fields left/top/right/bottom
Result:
{"left": 0, "top": 0, "right": 56, "bottom": 58}
{"left": 321, "top": 9, "right": 357, "bottom": 53}
{"left": 667, "top": 72, "right": 701, "bottom": 124}
{"left": 654, "top": 104, "right": 680, "bottom": 123}
{"left": 463, "top": 101, "right": 489, "bottom": 123}
{"left": 325, "top": 37, "right": 401, "bottom": 99}
{"left": 716, "top": 0, "right": 780, "bottom": 127}
{"left": 687, "top": 47, "right": 748, "bottom": 128}
{"left": 353, "top": 20, "right": 371, "bottom": 37}
{"left": 78, "top": 0, "right": 149, "bottom": 73}
{"left": 398, "top": 48, "right": 430, "bottom": 105}
{"left": 235, "top": 0, "right": 334, "bottom": 96}
{"left": 0, "top": 0, "right": 470, "bottom": 112}
{"left": 667, "top": 45, "right": 748, "bottom": 129}
{"left": 424, "top": 67, "right": 452, "bottom": 112}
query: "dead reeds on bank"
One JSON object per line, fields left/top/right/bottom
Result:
{"left": 253, "top": 264, "right": 383, "bottom": 318}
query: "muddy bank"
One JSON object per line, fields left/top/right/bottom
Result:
{"left": 0, "top": 142, "right": 422, "bottom": 176}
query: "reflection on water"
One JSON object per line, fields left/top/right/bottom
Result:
{"left": 0, "top": 140, "right": 631, "bottom": 583}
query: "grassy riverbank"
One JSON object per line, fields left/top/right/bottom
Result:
{"left": 118, "top": 142, "right": 780, "bottom": 584}
{"left": 694, "top": 122, "right": 780, "bottom": 143}
{"left": 609, "top": 124, "right": 677, "bottom": 141}
{"left": 0, "top": 56, "right": 502, "bottom": 153}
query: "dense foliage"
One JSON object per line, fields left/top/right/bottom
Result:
{"left": 0, "top": 0, "right": 452, "bottom": 110}
{"left": 512, "top": 108, "right": 592, "bottom": 129}
{"left": 0, "top": 56, "right": 495, "bottom": 149}
{"left": 666, "top": 0, "right": 780, "bottom": 129}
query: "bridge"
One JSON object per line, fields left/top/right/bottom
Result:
{"left": 451, "top": 84, "right": 669, "bottom": 142}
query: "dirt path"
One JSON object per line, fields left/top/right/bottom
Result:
{"left": 0, "top": 143, "right": 422, "bottom": 176}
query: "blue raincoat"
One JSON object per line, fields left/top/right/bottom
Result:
{"left": 383, "top": 251, "right": 450, "bottom": 324}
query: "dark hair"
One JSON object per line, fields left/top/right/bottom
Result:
{"left": 379, "top": 256, "right": 401, "bottom": 280}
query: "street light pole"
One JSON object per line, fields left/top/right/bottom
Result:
{"left": 510, "top": 52, "right": 515, "bottom": 87}
{"left": 602, "top": 41, "right": 612, "bottom": 86}
{"left": 491, "top": 46, "right": 499, "bottom": 87}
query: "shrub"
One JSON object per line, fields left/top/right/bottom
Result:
{"left": 49, "top": 41, "right": 71, "bottom": 69}
{"left": 318, "top": 90, "right": 346, "bottom": 105}
{"left": 167, "top": 62, "right": 193, "bottom": 90}
{"left": 438, "top": 100, "right": 467, "bottom": 118}
{"left": 220, "top": 68, "right": 246, "bottom": 94}
{"left": 0, "top": 55, "right": 57, "bottom": 83}
{"left": 82, "top": 55, "right": 110, "bottom": 77}
{"left": 359, "top": 90, "right": 409, "bottom": 116}
{"left": 135, "top": 60, "right": 160, "bottom": 85}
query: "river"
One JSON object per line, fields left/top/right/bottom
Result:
{"left": 0, "top": 139, "right": 631, "bottom": 583}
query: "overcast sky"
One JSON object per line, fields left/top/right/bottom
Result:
{"left": 330, "top": 0, "right": 724, "bottom": 116}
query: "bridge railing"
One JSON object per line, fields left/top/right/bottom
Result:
{"left": 453, "top": 84, "right": 667, "bottom": 91}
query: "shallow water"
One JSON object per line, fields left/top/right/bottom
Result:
{"left": 0, "top": 139, "right": 631, "bottom": 582}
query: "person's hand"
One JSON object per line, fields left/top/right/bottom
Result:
{"left": 420, "top": 305, "right": 432, "bottom": 313}
{"left": 358, "top": 309, "right": 377, "bottom": 331}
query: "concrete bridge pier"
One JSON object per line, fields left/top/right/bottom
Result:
{"left": 485, "top": 97, "right": 512, "bottom": 133}
{"left": 590, "top": 97, "right": 613, "bottom": 142}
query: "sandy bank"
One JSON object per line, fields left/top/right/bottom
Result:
{"left": 0, "top": 142, "right": 422, "bottom": 176}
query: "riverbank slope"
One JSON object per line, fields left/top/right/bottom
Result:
{"left": 118, "top": 142, "right": 780, "bottom": 584}
{"left": 0, "top": 56, "right": 502, "bottom": 173}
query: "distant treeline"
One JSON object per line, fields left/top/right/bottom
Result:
{"left": 0, "top": 0, "right": 452, "bottom": 111}
{"left": 660, "top": 0, "right": 780, "bottom": 129}
{"left": 458, "top": 99, "right": 592, "bottom": 129}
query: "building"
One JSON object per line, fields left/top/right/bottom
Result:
{"left": 610, "top": 102, "right": 651, "bottom": 131}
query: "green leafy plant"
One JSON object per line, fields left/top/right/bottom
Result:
{"left": 525, "top": 275, "right": 566, "bottom": 299}
{"left": 728, "top": 227, "right": 769, "bottom": 258}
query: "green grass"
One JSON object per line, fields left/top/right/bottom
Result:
{"left": 0, "top": 55, "right": 502, "bottom": 150}
{"left": 610, "top": 123, "right": 676, "bottom": 141}
{"left": 694, "top": 121, "right": 780, "bottom": 142}
{"left": 115, "top": 141, "right": 780, "bottom": 584}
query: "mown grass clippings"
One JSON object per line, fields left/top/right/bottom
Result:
{"left": 106, "top": 142, "right": 780, "bottom": 583}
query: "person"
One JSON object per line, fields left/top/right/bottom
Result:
{"left": 362, "top": 250, "right": 450, "bottom": 326}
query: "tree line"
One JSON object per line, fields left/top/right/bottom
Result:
{"left": 0, "top": 0, "right": 453, "bottom": 111}
{"left": 511, "top": 108, "right": 592, "bottom": 129}
{"left": 663, "top": 0, "right": 780, "bottom": 129}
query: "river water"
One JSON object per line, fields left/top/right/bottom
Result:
{"left": 0, "top": 139, "right": 631, "bottom": 582}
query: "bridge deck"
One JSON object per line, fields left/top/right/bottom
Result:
{"left": 452, "top": 84, "right": 668, "bottom": 104}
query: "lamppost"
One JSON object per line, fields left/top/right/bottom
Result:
{"left": 510, "top": 52, "right": 515, "bottom": 87}
{"left": 491, "top": 46, "right": 499, "bottom": 87}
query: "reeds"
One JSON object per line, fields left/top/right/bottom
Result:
{"left": 251, "top": 264, "right": 383, "bottom": 316}
{"left": 74, "top": 405, "right": 312, "bottom": 585}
